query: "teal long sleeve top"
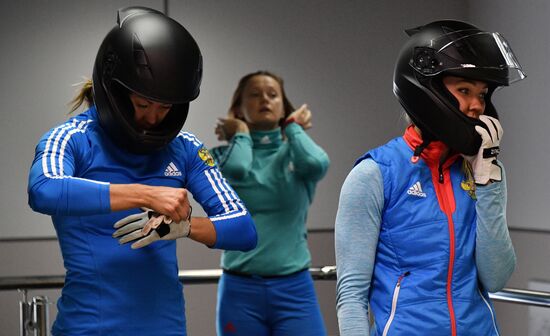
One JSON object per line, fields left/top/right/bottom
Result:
{"left": 212, "top": 123, "right": 330, "bottom": 275}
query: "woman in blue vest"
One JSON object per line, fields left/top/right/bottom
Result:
{"left": 27, "top": 7, "right": 256, "bottom": 335}
{"left": 212, "top": 71, "right": 329, "bottom": 335}
{"left": 335, "top": 20, "right": 525, "bottom": 335}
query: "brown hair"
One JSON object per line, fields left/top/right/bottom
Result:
{"left": 229, "top": 71, "right": 294, "bottom": 128}
{"left": 68, "top": 78, "right": 94, "bottom": 113}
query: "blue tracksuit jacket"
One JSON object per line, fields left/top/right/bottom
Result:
{"left": 27, "top": 106, "right": 256, "bottom": 335}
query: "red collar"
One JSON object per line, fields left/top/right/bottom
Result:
{"left": 403, "top": 125, "right": 459, "bottom": 167}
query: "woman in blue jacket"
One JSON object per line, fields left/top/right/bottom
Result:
{"left": 335, "top": 20, "right": 524, "bottom": 335}
{"left": 212, "top": 71, "right": 329, "bottom": 335}
{"left": 27, "top": 7, "right": 256, "bottom": 336}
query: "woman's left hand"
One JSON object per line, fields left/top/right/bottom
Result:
{"left": 286, "top": 104, "right": 312, "bottom": 129}
{"left": 462, "top": 115, "right": 503, "bottom": 185}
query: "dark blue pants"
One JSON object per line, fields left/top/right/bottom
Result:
{"left": 216, "top": 269, "right": 327, "bottom": 336}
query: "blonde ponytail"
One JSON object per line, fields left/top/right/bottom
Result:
{"left": 68, "top": 78, "right": 94, "bottom": 113}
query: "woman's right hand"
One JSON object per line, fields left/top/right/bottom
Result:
{"left": 142, "top": 185, "right": 192, "bottom": 222}
{"left": 215, "top": 117, "right": 249, "bottom": 141}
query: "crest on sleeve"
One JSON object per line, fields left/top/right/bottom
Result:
{"left": 198, "top": 147, "right": 215, "bottom": 167}
{"left": 461, "top": 160, "right": 477, "bottom": 200}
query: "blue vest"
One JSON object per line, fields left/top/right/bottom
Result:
{"left": 357, "top": 134, "right": 500, "bottom": 336}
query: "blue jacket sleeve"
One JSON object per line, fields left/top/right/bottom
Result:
{"left": 27, "top": 119, "right": 111, "bottom": 216}
{"left": 335, "top": 159, "right": 383, "bottom": 336}
{"left": 474, "top": 164, "right": 516, "bottom": 292}
{"left": 182, "top": 137, "right": 257, "bottom": 251}
{"left": 285, "top": 123, "right": 330, "bottom": 182}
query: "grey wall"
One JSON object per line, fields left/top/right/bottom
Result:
{"left": 174, "top": 0, "right": 468, "bottom": 230}
{"left": 495, "top": 229, "right": 550, "bottom": 335}
{"left": 1, "top": 0, "right": 468, "bottom": 238}
{"left": 0, "top": 0, "right": 164, "bottom": 239}
{"left": 468, "top": 0, "right": 550, "bottom": 233}
{"left": 1, "top": 0, "right": 549, "bottom": 335}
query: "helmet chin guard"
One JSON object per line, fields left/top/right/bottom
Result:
{"left": 393, "top": 20, "right": 525, "bottom": 155}
{"left": 93, "top": 6, "right": 203, "bottom": 154}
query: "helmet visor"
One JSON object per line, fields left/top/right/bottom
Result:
{"left": 411, "top": 32, "right": 525, "bottom": 85}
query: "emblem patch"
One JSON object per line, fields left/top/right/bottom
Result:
{"left": 198, "top": 147, "right": 215, "bottom": 167}
{"left": 461, "top": 160, "right": 477, "bottom": 200}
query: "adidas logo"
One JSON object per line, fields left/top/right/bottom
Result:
{"left": 164, "top": 162, "right": 182, "bottom": 176}
{"left": 407, "top": 181, "right": 427, "bottom": 198}
{"left": 288, "top": 161, "right": 295, "bottom": 172}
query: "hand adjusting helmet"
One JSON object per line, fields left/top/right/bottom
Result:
{"left": 393, "top": 20, "right": 525, "bottom": 155}
{"left": 93, "top": 6, "right": 203, "bottom": 154}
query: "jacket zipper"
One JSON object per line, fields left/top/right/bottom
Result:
{"left": 433, "top": 162, "right": 457, "bottom": 336}
{"left": 382, "top": 271, "right": 410, "bottom": 336}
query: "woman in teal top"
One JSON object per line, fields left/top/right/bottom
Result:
{"left": 212, "top": 71, "right": 329, "bottom": 336}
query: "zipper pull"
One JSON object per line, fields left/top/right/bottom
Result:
{"left": 397, "top": 271, "right": 411, "bottom": 285}
{"left": 437, "top": 151, "right": 448, "bottom": 184}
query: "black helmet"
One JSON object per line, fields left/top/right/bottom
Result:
{"left": 393, "top": 20, "right": 525, "bottom": 155}
{"left": 93, "top": 6, "right": 203, "bottom": 154}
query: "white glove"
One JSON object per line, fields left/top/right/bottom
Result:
{"left": 463, "top": 115, "right": 503, "bottom": 185}
{"left": 112, "top": 207, "right": 191, "bottom": 249}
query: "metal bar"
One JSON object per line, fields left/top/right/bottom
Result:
{"left": 0, "top": 266, "right": 338, "bottom": 289}
{"left": 31, "top": 296, "right": 50, "bottom": 336}
{"left": 3, "top": 226, "right": 547, "bottom": 242}
{"left": 489, "top": 288, "right": 550, "bottom": 308}
{"left": 0, "top": 276, "right": 65, "bottom": 291}
{"left": 1, "top": 267, "right": 549, "bottom": 308}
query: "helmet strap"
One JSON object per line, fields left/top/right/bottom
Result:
{"left": 411, "top": 133, "right": 432, "bottom": 164}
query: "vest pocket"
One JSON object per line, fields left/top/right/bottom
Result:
{"left": 382, "top": 271, "right": 410, "bottom": 336}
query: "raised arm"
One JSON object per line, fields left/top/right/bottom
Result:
{"left": 213, "top": 117, "right": 253, "bottom": 179}
{"left": 461, "top": 117, "right": 516, "bottom": 291}
{"left": 474, "top": 165, "right": 516, "bottom": 292}
{"left": 285, "top": 105, "right": 329, "bottom": 181}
